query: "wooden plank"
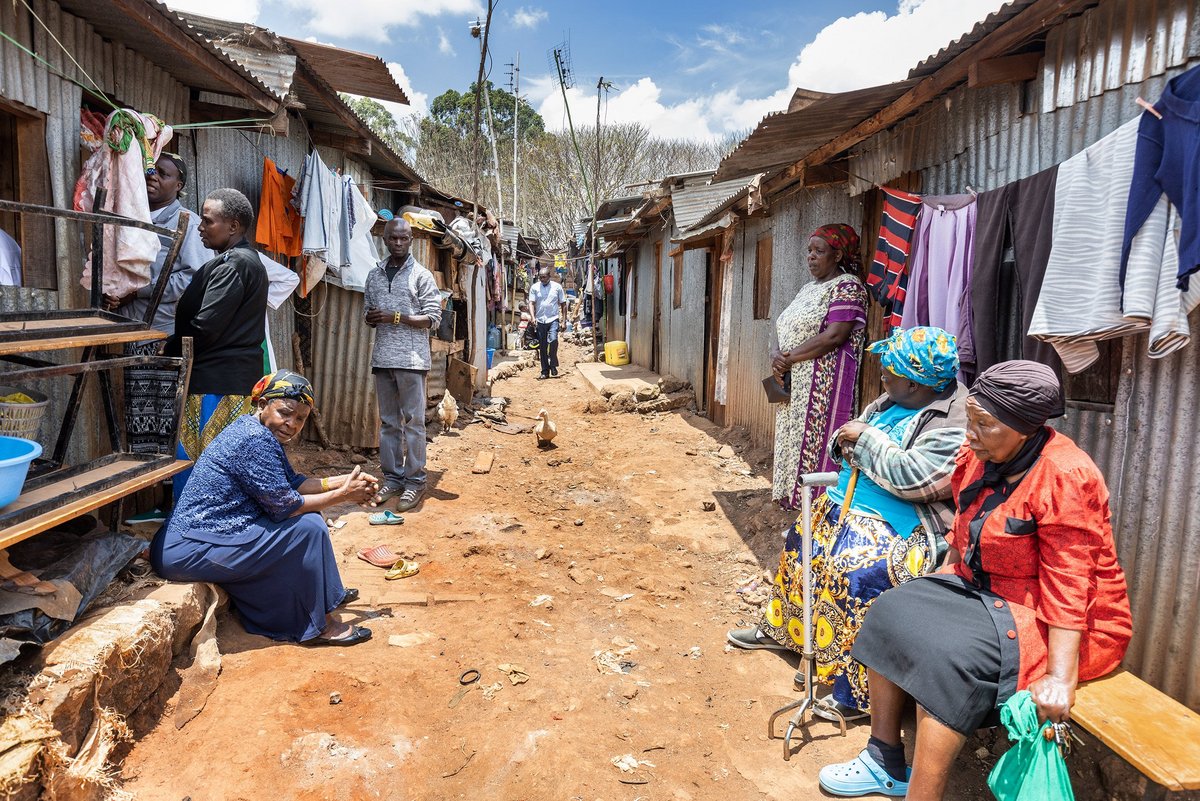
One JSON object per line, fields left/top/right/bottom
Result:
{"left": 967, "top": 51, "right": 1043, "bottom": 89}
{"left": 1073, "top": 669, "right": 1200, "bottom": 791}
{"left": 447, "top": 357, "right": 476, "bottom": 406}
{"left": 0, "top": 459, "right": 191, "bottom": 550}
{"left": 471, "top": 451, "right": 494, "bottom": 474}
{"left": 0, "top": 329, "right": 165, "bottom": 356}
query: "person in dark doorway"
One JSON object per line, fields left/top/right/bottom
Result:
{"left": 105, "top": 154, "right": 214, "bottom": 523}
{"left": 363, "top": 218, "right": 442, "bottom": 514}
{"left": 165, "top": 187, "right": 267, "bottom": 499}
{"left": 817, "top": 361, "right": 1132, "bottom": 800}
{"left": 528, "top": 266, "right": 567, "bottom": 379}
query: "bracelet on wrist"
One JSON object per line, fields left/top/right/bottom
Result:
{"left": 321, "top": 477, "right": 330, "bottom": 491}
{"left": 393, "top": 311, "right": 402, "bottom": 325}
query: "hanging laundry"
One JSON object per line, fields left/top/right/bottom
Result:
{"left": 900, "top": 194, "right": 976, "bottom": 372}
{"left": 1031, "top": 118, "right": 1199, "bottom": 371}
{"left": 255, "top": 158, "right": 302, "bottom": 257}
{"left": 1121, "top": 64, "right": 1200, "bottom": 292}
{"left": 0, "top": 230, "right": 20, "bottom": 287}
{"left": 78, "top": 109, "right": 173, "bottom": 299}
{"left": 971, "top": 166, "right": 1060, "bottom": 378}
{"left": 258, "top": 252, "right": 300, "bottom": 310}
{"left": 298, "top": 149, "right": 343, "bottom": 262}
{"left": 867, "top": 187, "right": 922, "bottom": 329}
{"left": 342, "top": 179, "right": 380, "bottom": 292}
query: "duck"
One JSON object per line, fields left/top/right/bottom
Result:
{"left": 533, "top": 408, "right": 557, "bottom": 447}
{"left": 437, "top": 392, "right": 458, "bottom": 434}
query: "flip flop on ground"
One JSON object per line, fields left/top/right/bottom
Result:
{"left": 357, "top": 545, "right": 402, "bottom": 567}
{"left": 385, "top": 559, "right": 420, "bottom": 580}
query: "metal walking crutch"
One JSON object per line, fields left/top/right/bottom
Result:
{"left": 767, "top": 468, "right": 859, "bottom": 760}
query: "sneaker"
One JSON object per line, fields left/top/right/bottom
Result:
{"left": 726, "top": 627, "right": 789, "bottom": 651}
{"left": 395, "top": 487, "right": 423, "bottom": 513}
{"left": 124, "top": 508, "right": 166, "bottom": 525}
{"left": 813, "top": 700, "right": 870, "bottom": 724}
{"left": 550, "top": 368, "right": 559, "bottom": 377}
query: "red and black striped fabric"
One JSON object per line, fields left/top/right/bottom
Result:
{"left": 867, "top": 188, "right": 922, "bottom": 329}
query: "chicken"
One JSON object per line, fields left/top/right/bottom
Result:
{"left": 534, "top": 408, "right": 557, "bottom": 447}
{"left": 437, "top": 392, "right": 458, "bottom": 434}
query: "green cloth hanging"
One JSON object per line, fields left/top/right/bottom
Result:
{"left": 987, "top": 691, "right": 1075, "bottom": 801}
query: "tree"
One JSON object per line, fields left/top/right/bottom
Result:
{"left": 428, "top": 82, "right": 544, "bottom": 143}
{"left": 342, "top": 95, "right": 415, "bottom": 156}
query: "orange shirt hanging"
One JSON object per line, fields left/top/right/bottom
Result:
{"left": 256, "top": 157, "right": 303, "bottom": 257}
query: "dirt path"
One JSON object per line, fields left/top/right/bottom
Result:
{"left": 119, "top": 344, "right": 991, "bottom": 800}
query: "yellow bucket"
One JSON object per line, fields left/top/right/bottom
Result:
{"left": 604, "top": 340, "right": 630, "bottom": 366}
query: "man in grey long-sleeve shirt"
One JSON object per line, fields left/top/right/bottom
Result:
{"left": 364, "top": 218, "right": 442, "bottom": 512}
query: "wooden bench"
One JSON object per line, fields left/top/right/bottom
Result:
{"left": 1072, "top": 669, "right": 1200, "bottom": 797}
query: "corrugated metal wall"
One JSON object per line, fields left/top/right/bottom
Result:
{"left": 845, "top": 0, "right": 1200, "bottom": 707}
{"left": 660, "top": 247, "right": 707, "bottom": 401}
{"left": 309, "top": 282, "right": 378, "bottom": 448}
{"left": 628, "top": 227, "right": 666, "bottom": 370}
{"left": 1, "top": 0, "right": 190, "bottom": 464}
{"left": 723, "top": 188, "right": 863, "bottom": 448}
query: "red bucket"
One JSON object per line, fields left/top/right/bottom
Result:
{"left": 603, "top": 274, "right": 615, "bottom": 294}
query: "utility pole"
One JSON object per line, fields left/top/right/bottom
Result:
{"left": 590, "top": 76, "right": 603, "bottom": 362}
{"left": 509, "top": 52, "right": 520, "bottom": 332}
{"left": 468, "top": 1, "right": 494, "bottom": 366}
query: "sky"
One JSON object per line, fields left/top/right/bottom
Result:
{"left": 163, "top": 0, "right": 1009, "bottom": 142}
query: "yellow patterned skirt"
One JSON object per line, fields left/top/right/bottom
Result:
{"left": 173, "top": 393, "right": 253, "bottom": 498}
{"left": 759, "top": 493, "right": 931, "bottom": 711}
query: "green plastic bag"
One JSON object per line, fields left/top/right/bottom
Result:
{"left": 987, "top": 690, "right": 1075, "bottom": 801}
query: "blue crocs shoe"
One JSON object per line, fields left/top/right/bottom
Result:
{"left": 818, "top": 749, "right": 910, "bottom": 797}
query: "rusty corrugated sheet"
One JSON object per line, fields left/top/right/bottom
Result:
{"left": 309, "top": 283, "right": 378, "bottom": 448}
{"left": 845, "top": 0, "right": 1200, "bottom": 707}
{"left": 712, "top": 80, "right": 919, "bottom": 183}
{"left": 660, "top": 248, "right": 707, "bottom": 402}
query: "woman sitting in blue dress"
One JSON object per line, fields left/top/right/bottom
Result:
{"left": 152, "top": 370, "right": 379, "bottom": 646}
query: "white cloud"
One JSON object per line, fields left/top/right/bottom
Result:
{"left": 282, "top": 0, "right": 482, "bottom": 42}
{"left": 510, "top": 6, "right": 547, "bottom": 29}
{"left": 530, "top": 0, "right": 1004, "bottom": 142}
{"left": 164, "top": 0, "right": 260, "bottom": 23}
{"left": 437, "top": 28, "right": 456, "bottom": 56}
{"left": 386, "top": 62, "right": 428, "bottom": 118}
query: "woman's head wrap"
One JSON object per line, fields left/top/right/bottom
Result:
{"left": 811, "top": 223, "right": 861, "bottom": 271}
{"left": 250, "top": 370, "right": 315, "bottom": 408}
{"left": 157, "top": 152, "right": 187, "bottom": 188}
{"left": 968, "top": 360, "right": 1063, "bottom": 435}
{"left": 868, "top": 326, "right": 960, "bottom": 391}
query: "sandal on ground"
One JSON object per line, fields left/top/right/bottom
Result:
{"left": 813, "top": 700, "right": 871, "bottom": 724}
{"left": 818, "top": 750, "right": 910, "bottom": 798}
{"left": 335, "top": 588, "right": 359, "bottom": 608}
{"left": 357, "top": 545, "right": 402, "bottom": 567}
{"left": 367, "top": 510, "right": 405, "bottom": 526}
{"left": 726, "top": 627, "right": 789, "bottom": 651}
{"left": 369, "top": 484, "right": 404, "bottom": 508}
{"left": 308, "top": 625, "right": 372, "bottom": 647}
{"left": 384, "top": 559, "right": 420, "bottom": 580}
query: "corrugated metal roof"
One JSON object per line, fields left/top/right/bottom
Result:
{"left": 671, "top": 175, "right": 755, "bottom": 232}
{"left": 175, "top": 13, "right": 298, "bottom": 101}
{"left": 712, "top": 79, "right": 920, "bottom": 182}
{"left": 284, "top": 37, "right": 409, "bottom": 105}
{"left": 53, "top": 0, "right": 283, "bottom": 110}
{"left": 908, "top": 1, "right": 1037, "bottom": 79}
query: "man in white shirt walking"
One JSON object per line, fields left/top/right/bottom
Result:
{"left": 528, "top": 266, "right": 567, "bottom": 379}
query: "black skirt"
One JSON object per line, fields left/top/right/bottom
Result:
{"left": 852, "top": 574, "right": 1004, "bottom": 734}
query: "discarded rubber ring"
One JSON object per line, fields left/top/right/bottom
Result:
{"left": 459, "top": 669, "right": 481, "bottom": 685}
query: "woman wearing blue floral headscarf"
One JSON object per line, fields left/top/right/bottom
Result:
{"left": 729, "top": 327, "right": 968, "bottom": 720}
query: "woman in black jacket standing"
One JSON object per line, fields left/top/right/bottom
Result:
{"left": 167, "top": 187, "right": 268, "bottom": 498}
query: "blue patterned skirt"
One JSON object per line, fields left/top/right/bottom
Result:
{"left": 760, "top": 493, "right": 932, "bottom": 711}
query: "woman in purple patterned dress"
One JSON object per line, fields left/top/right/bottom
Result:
{"left": 770, "top": 224, "right": 868, "bottom": 509}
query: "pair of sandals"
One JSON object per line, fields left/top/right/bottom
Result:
{"left": 356, "top": 545, "right": 420, "bottom": 580}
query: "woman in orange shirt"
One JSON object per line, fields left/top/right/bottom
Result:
{"left": 818, "top": 360, "right": 1133, "bottom": 800}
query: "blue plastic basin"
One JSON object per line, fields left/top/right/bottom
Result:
{"left": 0, "top": 436, "right": 42, "bottom": 510}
